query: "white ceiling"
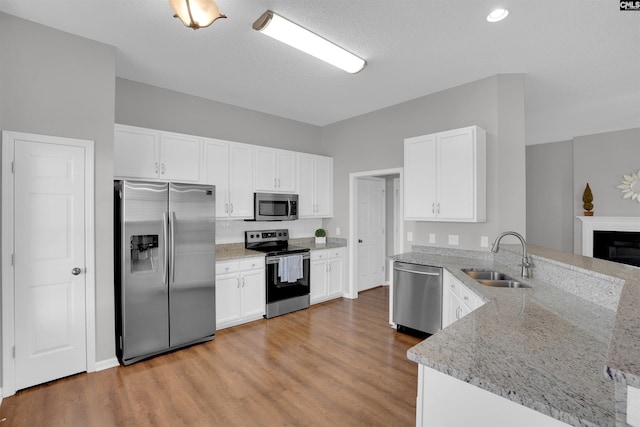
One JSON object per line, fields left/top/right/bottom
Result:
{"left": 1, "top": 0, "right": 639, "bottom": 144}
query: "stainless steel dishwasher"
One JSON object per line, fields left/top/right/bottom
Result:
{"left": 393, "top": 262, "right": 442, "bottom": 335}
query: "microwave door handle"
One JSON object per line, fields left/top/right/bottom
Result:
{"left": 287, "top": 198, "right": 291, "bottom": 218}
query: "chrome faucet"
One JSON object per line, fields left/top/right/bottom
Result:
{"left": 491, "top": 231, "right": 532, "bottom": 278}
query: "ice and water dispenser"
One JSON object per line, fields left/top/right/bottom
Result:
{"left": 130, "top": 235, "right": 159, "bottom": 273}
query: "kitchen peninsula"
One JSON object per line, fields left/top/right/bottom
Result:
{"left": 391, "top": 244, "right": 639, "bottom": 427}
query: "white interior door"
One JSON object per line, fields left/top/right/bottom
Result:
{"left": 9, "top": 133, "right": 90, "bottom": 391}
{"left": 357, "top": 177, "right": 385, "bottom": 292}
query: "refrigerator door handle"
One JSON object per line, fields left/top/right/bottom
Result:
{"left": 163, "top": 211, "right": 169, "bottom": 287}
{"left": 170, "top": 211, "right": 176, "bottom": 283}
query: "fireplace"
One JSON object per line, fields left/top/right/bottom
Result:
{"left": 578, "top": 216, "right": 640, "bottom": 267}
{"left": 593, "top": 230, "right": 640, "bottom": 267}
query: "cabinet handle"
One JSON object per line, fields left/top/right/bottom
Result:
{"left": 155, "top": 162, "right": 159, "bottom": 174}
{"left": 230, "top": 203, "right": 234, "bottom": 213}
{"left": 236, "top": 277, "right": 240, "bottom": 288}
{"left": 274, "top": 178, "right": 277, "bottom": 188}
{"left": 242, "top": 277, "right": 245, "bottom": 287}
{"left": 277, "top": 178, "right": 280, "bottom": 188}
{"left": 225, "top": 203, "right": 229, "bottom": 214}
{"left": 161, "top": 163, "right": 166, "bottom": 175}
{"left": 437, "top": 203, "right": 440, "bottom": 214}
{"left": 463, "top": 295, "right": 469, "bottom": 301}
{"left": 432, "top": 203, "right": 435, "bottom": 214}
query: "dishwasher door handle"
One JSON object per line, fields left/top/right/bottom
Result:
{"left": 394, "top": 267, "right": 441, "bottom": 276}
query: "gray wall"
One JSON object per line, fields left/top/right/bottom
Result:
{"left": 115, "top": 78, "right": 322, "bottom": 154}
{"left": 0, "top": 13, "right": 116, "bottom": 367}
{"left": 525, "top": 127, "right": 640, "bottom": 252}
{"left": 526, "top": 141, "right": 574, "bottom": 251}
{"left": 321, "top": 74, "right": 527, "bottom": 252}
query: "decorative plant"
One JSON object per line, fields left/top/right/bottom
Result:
{"left": 315, "top": 228, "right": 327, "bottom": 238}
{"left": 582, "top": 183, "right": 594, "bottom": 216}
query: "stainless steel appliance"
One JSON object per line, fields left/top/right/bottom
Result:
{"left": 245, "top": 229, "right": 310, "bottom": 318}
{"left": 114, "top": 180, "right": 216, "bottom": 365}
{"left": 251, "top": 192, "right": 298, "bottom": 221}
{"left": 393, "top": 262, "right": 443, "bottom": 335}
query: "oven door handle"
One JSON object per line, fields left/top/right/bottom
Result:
{"left": 266, "top": 254, "right": 310, "bottom": 264}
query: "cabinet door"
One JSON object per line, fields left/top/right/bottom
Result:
{"left": 310, "top": 259, "right": 328, "bottom": 302}
{"left": 404, "top": 135, "right": 437, "bottom": 220}
{"left": 240, "top": 269, "right": 265, "bottom": 318}
{"left": 314, "top": 156, "right": 333, "bottom": 217}
{"left": 203, "top": 139, "right": 230, "bottom": 218}
{"left": 297, "top": 154, "right": 315, "bottom": 217}
{"left": 160, "top": 133, "right": 201, "bottom": 182}
{"left": 327, "top": 256, "right": 343, "bottom": 296}
{"left": 114, "top": 125, "right": 159, "bottom": 179}
{"left": 276, "top": 150, "right": 297, "bottom": 192}
{"left": 229, "top": 144, "right": 254, "bottom": 219}
{"left": 254, "top": 148, "right": 278, "bottom": 192}
{"left": 216, "top": 273, "right": 241, "bottom": 326}
{"left": 437, "top": 128, "right": 475, "bottom": 221}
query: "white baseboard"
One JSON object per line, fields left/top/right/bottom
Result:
{"left": 95, "top": 357, "right": 119, "bottom": 371}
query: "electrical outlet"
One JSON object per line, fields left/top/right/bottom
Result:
{"left": 429, "top": 233, "right": 436, "bottom": 243}
{"left": 448, "top": 235, "right": 459, "bottom": 246}
{"left": 336, "top": 227, "right": 341, "bottom": 236}
{"left": 481, "top": 236, "right": 489, "bottom": 247}
{"left": 407, "top": 232, "right": 414, "bottom": 242}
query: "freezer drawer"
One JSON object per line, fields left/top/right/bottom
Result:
{"left": 393, "top": 262, "right": 443, "bottom": 335}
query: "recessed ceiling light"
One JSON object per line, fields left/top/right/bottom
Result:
{"left": 487, "top": 8, "right": 509, "bottom": 23}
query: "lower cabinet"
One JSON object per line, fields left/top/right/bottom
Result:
{"left": 442, "top": 270, "right": 485, "bottom": 328}
{"left": 310, "top": 247, "right": 345, "bottom": 304}
{"left": 216, "top": 257, "right": 265, "bottom": 329}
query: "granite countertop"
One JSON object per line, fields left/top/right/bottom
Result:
{"left": 216, "top": 238, "right": 347, "bottom": 262}
{"left": 391, "top": 244, "right": 639, "bottom": 427}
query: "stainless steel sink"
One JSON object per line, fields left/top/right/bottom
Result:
{"left": 461, "top": 268, "right": 531, "bottom": 289}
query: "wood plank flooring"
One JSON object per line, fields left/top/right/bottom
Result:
{"left": 0, "top": 286, "right": 422, "bottom": 426}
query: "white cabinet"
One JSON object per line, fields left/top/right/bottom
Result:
{"left": 114, "top": 124, "right": 201, "bottom": 182}
{"left": 216, "top": 257, "right": 265, "bottom": 329}
{"left": 254, "top": 147, "right": 297, "bottom": 193}
{"left": 298, "top": 154, "right": 333, "bottom": 218}
{"left": 442, "top": 270, "right": 485, "bottom": 328}
{"left": 203, "top": 138, "right": 254, "bottom": 219}
{"left": 310, "top": 247, "right": 345, "bottom": 303}
{"left": 404, "top": 125, "right": 486, "bottom": 222}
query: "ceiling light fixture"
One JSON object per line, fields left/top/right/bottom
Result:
{"left": 252, "top": 10, "right": 367, "bottom": 74}
{"left": 487, "top": 8, "right": 509, "bottom": 22}
{"left": 169, "top": 0, "right": 226, "bottom": 30}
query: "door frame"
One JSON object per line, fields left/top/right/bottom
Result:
{"left": 2, "top": 131, "right": 96, "bottom": 397}
{"left": 348, "top": 167, "right": 403, "bottom": 299}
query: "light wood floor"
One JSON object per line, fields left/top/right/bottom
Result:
{"left": 0, "top": 286, "right": 422, "bottom": 426}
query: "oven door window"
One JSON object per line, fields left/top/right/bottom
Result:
{"left": 266, "top": 257, "right": 310, "bottom": 303}
{"left": 259, "top": 200, "right": 288, "bottom": 217}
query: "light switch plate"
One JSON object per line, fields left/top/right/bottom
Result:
{"left": 407, "top": 232, "right": 414, "bottom": 242}
{"left": 481, "top": 236, "right": 489, "bottom": 247}
{"left": 429, "top": 233, "right": 436, "bottom": 243}
{"left": 336, "top": 227, "right": 341, "bottom": 236}
{"left": 448, "top": 235, "right": 459, "bottom": 245}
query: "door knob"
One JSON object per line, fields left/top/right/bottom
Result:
{"left": 358, "top": 239, "right": 363, "bottom": 243}
{"left": 71, "top": 267, "right": 82, "bottom": 276}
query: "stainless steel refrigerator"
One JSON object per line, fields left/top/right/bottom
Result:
{"left": 114, "top": 180, "right": 216, "bottom": 365}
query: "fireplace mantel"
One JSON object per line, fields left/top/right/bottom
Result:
{"left": 577, "top": 216, "right": 640, "bottom": 256}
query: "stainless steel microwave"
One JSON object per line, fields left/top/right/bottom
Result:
{"left": 252, "top": 193, "right": 298, "bottom": 221}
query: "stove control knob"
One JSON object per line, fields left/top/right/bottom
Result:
{"left": 278, "top": 232, "right": 282, "bottom": 236}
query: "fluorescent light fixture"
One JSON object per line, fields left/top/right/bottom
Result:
{"left": 487, "top": 8, "right": 509, "bottom": 22}
{"left": 252, "top": 10, "right": 367, "bottom": 74}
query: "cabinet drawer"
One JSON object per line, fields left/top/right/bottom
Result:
{"left": 217, "top": 261, "right": 239, "bottom": 275}
{"left": 311, "top": 249, "right": 327, "bottom": 261}
{"left": 458, "top": 285, "right": 480, "bottom": 310}
{"left": 239, "top": 257, "right": 264, "bottom": 271}
{"left": 327, "top": 248, "right": 345, "bottom": 258}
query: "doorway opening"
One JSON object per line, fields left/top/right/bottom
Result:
{"left": 348, "top": 168, "right": 403, "bottom": 299}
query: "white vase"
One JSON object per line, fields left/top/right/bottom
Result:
{"left": 315, "top": 237, "right": 326, "bottom": 244}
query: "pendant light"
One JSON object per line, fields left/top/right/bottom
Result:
{"left": 169, "top": 0, "right": 226, "bottom": 30}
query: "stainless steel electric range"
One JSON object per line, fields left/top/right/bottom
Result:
{"left": 245, "top": 229, "right": 310, "bottom": 318}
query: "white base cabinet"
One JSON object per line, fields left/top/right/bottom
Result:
{"left": 310, "top": 248, "right": 345, "bottom": 304}
{"left": 404, "top": 125, "right": 486, "bottom": 222}
{"left": 442, "top": 270, "right": 484, "bottom": 328}
{"left": 216, "top": 257, "right": 265, "bottom": 329}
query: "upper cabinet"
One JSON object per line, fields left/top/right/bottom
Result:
{"left": 254, "top": 148, "right": 297, "bottom": 193}
{"left": 297, "top": 153, "right": 333, "bottom": 218}
{"left": 202, "top": 138, "right": 254, "bottom": 219}
{"left": 114, "top": 125, "right": 201, "bottom": 182}
{"left": 404, "top": 125, "right": 486, "bottom": 222}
